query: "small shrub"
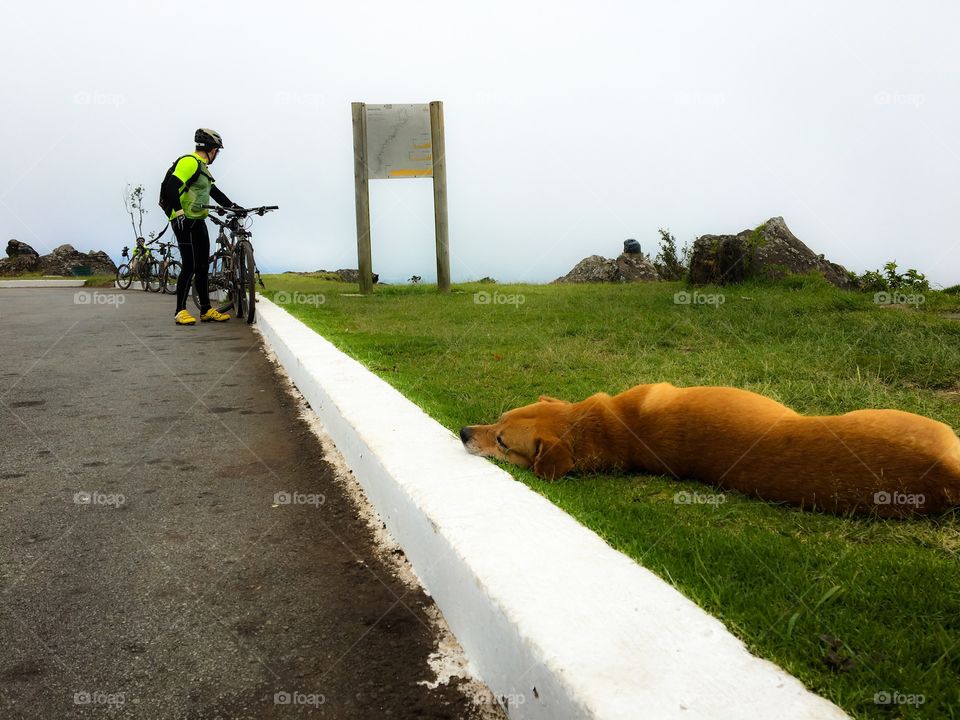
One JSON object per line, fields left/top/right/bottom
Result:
{"left": 654, "top": 228, "right": 688, "bottom": 281}
{"left": 856, "top": 261, "right": 929, "bottom": 292}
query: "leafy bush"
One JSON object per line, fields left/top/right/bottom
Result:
{"left": 653, "top": 228, "right": 689, "bottom": 281}
{"left": 856, "top": 261, "right": 929, "bottom": 292}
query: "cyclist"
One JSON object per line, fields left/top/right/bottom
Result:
{"left": 130, "top": 236, "right": 152, "bottom": 275}
{"left": 160, "top": 128, "right": 240, "bottom": 326}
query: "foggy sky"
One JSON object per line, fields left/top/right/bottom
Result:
{"left": 2, "top": 0, "right": 958, "bottom": 285}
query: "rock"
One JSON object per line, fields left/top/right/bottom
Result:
{"left": 616, "top": 253, "right": 661, "bottom": 281}
{"left": 81, "top": 251, "right": 119, "bottom": 275}
{"left": 6, "top": 240, "right": 38, "bottom": 258}
{"left": 554, "top": 255, "right": 619, "bottom": 283}
{"left": 688, "top": 234, "right": 749, "bottom": 285}
{"left": 38, "top": 244, "right": 117, "bottom": 276}
{"left": 333, "top": 268, "right": 379, "bottom": 284}
{"left": 554, "top": 252, "right": 660, "bottom": 283}
{"left": 752, "top": 217, "right": 854, "bottom": 288}
{"left": 0, "top": 240, "right": 118, "bottom": 277}
{"left": 0, "top": 239, "right": 42, "bottom": 275}
{"left": 688, "top": 217, "right": 854, "bottom": 288}
{"left": 623, "top": 239, "right": 641, "bottom": 255}
{"left": 0, "top": 254, "right": 41, "bottom": 275}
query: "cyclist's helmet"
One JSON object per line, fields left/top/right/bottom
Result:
{"left": 195, "top": 128, "right": 224, "bottom": 149}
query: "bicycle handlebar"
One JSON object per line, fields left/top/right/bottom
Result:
{"left": 202, "top": 204, "right": 279, "bottom": 218}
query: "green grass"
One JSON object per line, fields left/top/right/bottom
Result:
{"left": 263, "top": 273, "right": 960, "bottom": 719}
{"left": 82, "top": 274, "right": 117, "bottom": 287}
{"left": 1, "top": 273, "right": 116, "bottom": 287}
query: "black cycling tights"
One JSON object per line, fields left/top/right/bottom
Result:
{"left": 174, "top": 218, "right": 210, "bottom": 314}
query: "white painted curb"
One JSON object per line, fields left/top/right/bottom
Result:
{"left": 254, "top": 297, "right": 848, "bottom": 720}
{"left": 0, "top": 279, "right": 86, "bottom": 288}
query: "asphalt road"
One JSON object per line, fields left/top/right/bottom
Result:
{"left": 0, "top": 288, "right": 496, "bottom": 719}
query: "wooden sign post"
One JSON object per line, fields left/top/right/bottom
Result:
{"left": 429, "top": 101, "right": 450, "bottom": 293}
{"left": 351, "top": 102, "right": 374, "bottom": 295}
{"left": 351, "top": 101, "right": 451, "bottom": 294}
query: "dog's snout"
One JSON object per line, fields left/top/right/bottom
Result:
{"left": 459, "top": 426, "right": 473, "bottom": 444}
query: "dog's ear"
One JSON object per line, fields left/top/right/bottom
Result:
{"left": 538, "top": 395, "right": 567, "bottom": 404}
{"left": 532, "top": 436, "right": 573, "bottom": 480}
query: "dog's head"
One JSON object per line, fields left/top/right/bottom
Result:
{"left": 460, "top": 395, "right": 574, "bottom": 480}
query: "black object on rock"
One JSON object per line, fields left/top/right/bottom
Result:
{"left": 623, "top": 239, "right": 641, "bottom": 255}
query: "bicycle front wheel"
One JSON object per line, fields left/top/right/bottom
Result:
{"left": 232, "top": 251, "right": 245, "bottom": 320}
{"left": 238, "top": 243, "right": 257, "bottom": 324}
{"left": 162, "top": 261, "right": 181, "bottom": 295}
{"left": 116, "top": 264, "right": 132, "bottom": 290}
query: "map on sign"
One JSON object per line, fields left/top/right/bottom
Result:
{"left": 365, "top": 104, "right": 433, "bottom": 179}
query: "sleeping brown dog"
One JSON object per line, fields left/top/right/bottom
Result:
{"left": 459, "top": 383, "right": 960, "bottom": 517}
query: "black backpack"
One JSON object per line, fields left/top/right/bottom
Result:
{"left": 158, "top": 154, "right": 204, "bottom": 216}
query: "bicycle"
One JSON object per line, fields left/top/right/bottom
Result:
{"left": 154, "top": 241, "right": 182, "bottom": 295}
{"left": 191, "top": 205, "right": 278, "bottom": 324}
{"left": 116, "top": 238, "right": 160, "bottom": 291}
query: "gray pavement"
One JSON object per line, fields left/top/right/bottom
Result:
{"left": 0, "top": 288, "right": 493, "bottom": 719}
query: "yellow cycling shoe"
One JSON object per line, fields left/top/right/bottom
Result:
{"left": 175, "top": 310, "right": 197, "bottom": 326}
{"left": 200, "top": 308, "right": 231, "bottom": 322}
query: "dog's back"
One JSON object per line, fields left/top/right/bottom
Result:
{"left": 624, "top": 386, "right": 960, "bottom": 516}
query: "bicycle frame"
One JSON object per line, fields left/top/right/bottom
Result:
{"left": 196, "top": 204, "right": 277, "bottom": 322}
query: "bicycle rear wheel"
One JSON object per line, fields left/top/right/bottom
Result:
{"left": 162, "top": 261, "right": 181, "bottom": 295}
{"left": 116, "top": 264, "right": 132, "bottom": 290}
{"left": 146, "top": 261, "right": 162, "bottom": 292}
{"left": 193, "top": 252, "right": 234, "bottom": 312}
{"left": 139, "top": 261, "right": 153, "bottom": 291}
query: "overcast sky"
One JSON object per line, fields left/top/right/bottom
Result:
{"left": 2, "top": 1, "right": 958, "bottom": 285}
